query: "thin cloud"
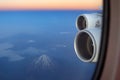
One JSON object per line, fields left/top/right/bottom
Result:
{"left": 56, "top": 44, "right": 67, "bottom": 48}
{"left": 0, "top": 50, "right": 24, "bottom": 62}
{"left": 28, "top": 40, "right": 36, "bottom": 43}
{"left": 0, "top": 43, "right": 24, "bottom": 62}
{"left": 60, "top": 32, "right": 71, "bottom": 34}
{"left": 0, "top": 43, "right": 14, "bottom": 51}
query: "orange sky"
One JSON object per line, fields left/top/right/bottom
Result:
{"left": 0, "top": 0, "right": 102, "bottom": 10}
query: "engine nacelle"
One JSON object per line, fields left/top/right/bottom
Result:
{"left": 74, "top": 28, "right": 101, "bottom": 62}
{"left": 76, "top": 13, "right": 102, "bottom": 30}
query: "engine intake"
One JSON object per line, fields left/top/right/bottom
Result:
{"left": 74, "top": 28, "right": 101, "bottom": 62}
{"left": 76, "top": 13, "right": 102, "bottom": 30}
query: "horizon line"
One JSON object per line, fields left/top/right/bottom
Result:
{"left": 0, "top": 9, "right": 101, "bottom": 11}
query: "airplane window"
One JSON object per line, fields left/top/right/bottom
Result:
{"left": 0, "top": 0, "right": 103, "bottom": 80}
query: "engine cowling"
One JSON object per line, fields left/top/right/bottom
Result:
{"left": 74, "top": 28, "right": 101, "bottom": 62}
{"left": 76, "top": 13, "right": 102, "bottom": 30}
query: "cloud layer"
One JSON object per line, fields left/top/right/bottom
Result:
{"left": 0, "top": 43, "right": 24, "bottom": 62}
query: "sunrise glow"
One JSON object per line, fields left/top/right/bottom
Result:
{"left": 0, "top": 0, "right": 102, "bottom": 10}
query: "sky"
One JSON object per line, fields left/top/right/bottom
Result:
{"left": 0, "top": 0, "right": 102, "bottom": 10}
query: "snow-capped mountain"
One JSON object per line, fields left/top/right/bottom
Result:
{"left": 32, "top": 54, "right": 55, "bottom": 70}
{"left": 26, "top": 54, "right": 57, "bottom": 80}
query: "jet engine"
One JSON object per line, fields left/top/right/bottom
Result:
{"left": 74, "top": 13, "right": 102, "bottom": 62}
{"left": 76, "top": 13, "right": 102, "bottom": 30}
